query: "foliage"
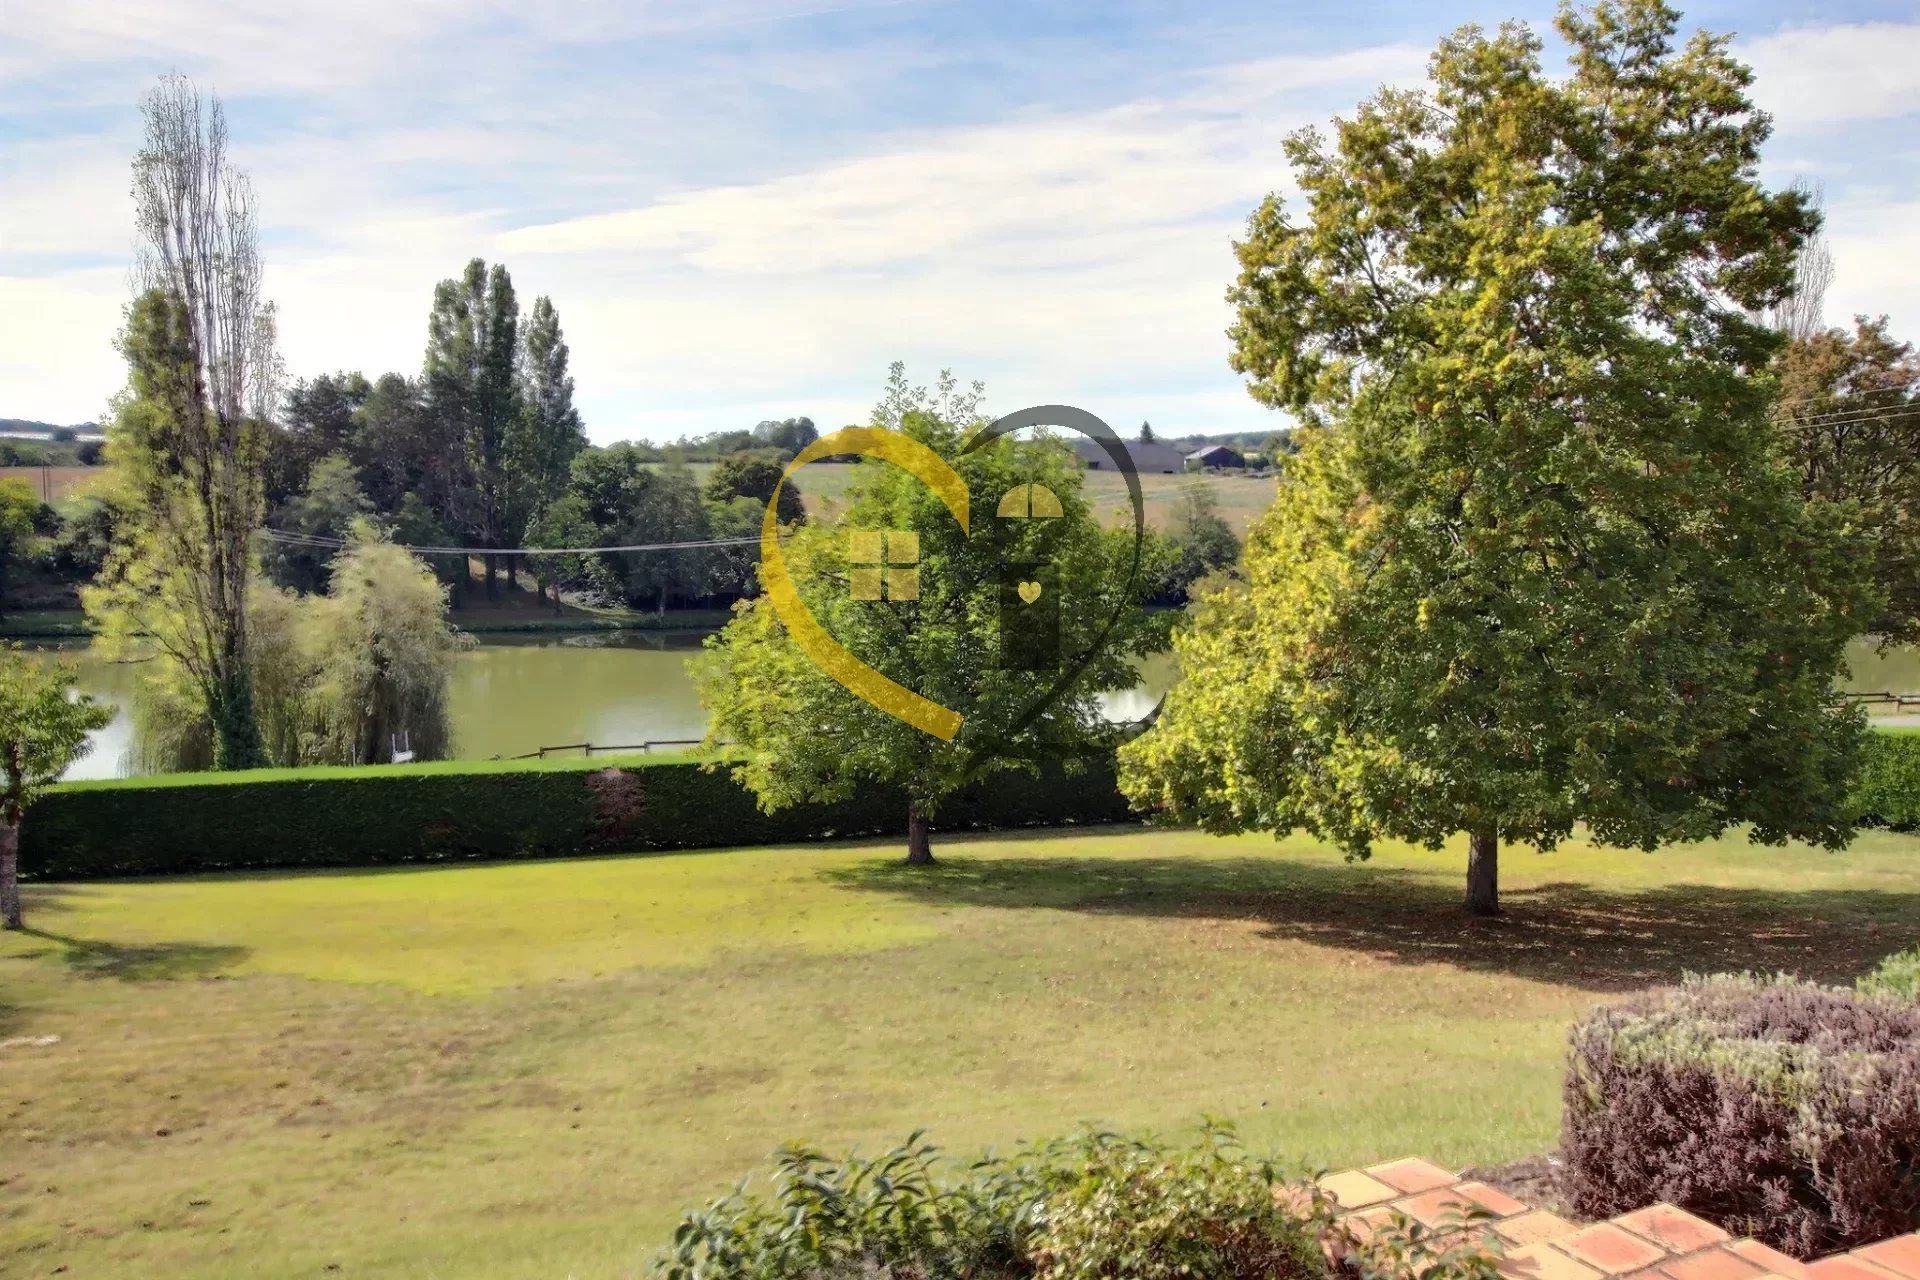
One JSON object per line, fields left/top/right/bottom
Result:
{"left": 1844, "top": 728, "right": 1920, "bottom": 827}
{"left": 124, "top": 534, "right": 464, "bottom": 773}
{"left": 705, "top": 454, "right": 804, "bottom": 524}
{"left": 506, "top": 294, "right": 588, "bottom": 547}
{"left": 1858, "top": 947, "right": 1920, "bottom": 1000}
{"left": 90, "top": 287, "right": 271, "bottom": 769}
{"left": 751, "top": 416, "right": 820, "bottom": 458}
{"left": 0, "top": 649, "right": 112, "bottom": 823}
{"left": 1776, "top": 317, "right": 1920, "bottom": 640}
{"left": 1160, "top": 481, "right": 1239, "bottom": 601}
{"left": 18, "top": 752, "right": 1135, "bottom": 880}
{"left": 1562, "top": 973, "right": 1920, "bottom": 1256}
{"left": 426, "top": 257, "right": 521, "bottom": 593}
{"left": 301, "top": 536, "right": 469, "bottom": 763}
{"left": 111, "top": 75, "right": 278, "bottom": 769}
{"left": 695, "top": 365, "right": 1171, "bottom": 861}
{"left": 0, "top": 476, "right": 41, "bottom": 614}
{"left": 525, "top": 492, "right": 608, "bottom": 610}
{"left": 0, "top": 647, "right": 111, "bottom": 926}
{"left": 1031, "top": 1127, "right": 1331, "bottom": 1280}
{"left": 1121, "top": 0, "right": 1874, "bottom": 913}
{"left": 654, "top": 1125, "right": 1342, "bottom": 1280}
{"left": 263, "top": 452, "right": 372, "bottom": 591}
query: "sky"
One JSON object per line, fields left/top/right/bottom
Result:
{"left": 3, "top": 0, "right": 1919, "bottom": 445}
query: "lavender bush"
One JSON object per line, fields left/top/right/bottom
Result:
{"left": 1562, "top": 974, "right": 1920, "bottom": 1257}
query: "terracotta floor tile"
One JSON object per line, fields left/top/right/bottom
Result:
{"left": 1366, "top": 1156, "right": 1458, "bottom": 1194}
{"left": 1615, "top": 1205, "right": 1731, "bottom": 1255}
{"left": 1455, "top": 1179, "right": 1531, "bottom": 1217}
{"left": 1727, "top": 1240, "right": 1809, "bottom": 1279}
{"left": 1808, "top": 1258, "right": 1906, "bottom": 1280}
{"left": 1319, "top": 1169, "right": 1398, "bottom": 1210}
{"left": 1496, "top": 1210, "right": 1579, "bottom": 1248}
{"left": 1560, "top": 1224, "right": 1670, "bottom": 1275}
{"left": 1499, "top": 1243, "right": 1606, "bottom": 1280}
{"left": 1395, "top": 1188, "right": 1481, "bottom": 1229}
{"left": 1660, "top": 1247, "right": 1769, "bottom": 1280}
{"left": 1859, "top": 1237, "right": 1920, "bottom": 1280}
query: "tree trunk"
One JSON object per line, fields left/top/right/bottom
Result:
{"left": 550, "top": 583, "right": 562, "bottom": 615}
{"left": 1, "top": 819, "right": 21, "bottom": 930}
{"left": 485, "top": 552, "right": 499, "bottom": 601}
{"left": 905, "top": 801, "right": 933, "bottom": 866}
{"left": 1466, "top": 826, "right": 1500, "bottom": 916}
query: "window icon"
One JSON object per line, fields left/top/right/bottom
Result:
{"left": 996, "top": 482, "right": 1063, "bottom": 518}
{"left": 849, "top": 529, "right": 919, "bottom": 600}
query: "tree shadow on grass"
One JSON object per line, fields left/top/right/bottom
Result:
{"left": 14, "top": 928, "right": 248, "bottom": 981}
{"left": 822, "top": 854, "right": 1920, "bottom": 992}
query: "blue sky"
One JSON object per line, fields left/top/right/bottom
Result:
{"left": 4, "top": 0, "right": 1918, "bottom": 444}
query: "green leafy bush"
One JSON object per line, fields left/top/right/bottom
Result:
{"left": 1030, "top": 1128, "right": 1328, "bottom": 1280}
{"left": 656, "top": 1126, "right": 1503, "bottom": 1280}
{"left": 657, "top": 1127, "right": 1334, "bottom": 1280}
{"left": 1562, "top": 973, "right": 1920, "bottom": 1256}
{"left": 1859, "top": 947, "right": 1920, "bottom": 1000}
{"left": 1847, "top": 729, "right": 1920, "bottom": 827}
{"left": 21, "top": 753, "right": 1136, "bottom": 880}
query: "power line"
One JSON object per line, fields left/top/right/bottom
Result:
{"left": 256, "top": 528, "right": 761, "bottom": 557}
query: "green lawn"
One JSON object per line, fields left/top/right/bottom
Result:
{"left": 4, "top": 824, "right": 1917, "bottom": 1279}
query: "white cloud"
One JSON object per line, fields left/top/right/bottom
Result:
{"left": 1742, "top": 22, "right": 1920, "bottom": 129}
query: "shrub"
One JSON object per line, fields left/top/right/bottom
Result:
{"left": 654, "top": 1126, "right": 1349, "bottom": 1280}
{"left": 1562, "top": 973, "right": 1920, "bottom": 1256}
{"left": 20, "top": 753, "right": 1137, "bottom": 880}
{"left": 1030, "top": 1127, "right": 1329, "bottom": 1280}
{"left": 1859, "top": 947, "right": 1920, "bottom": 1000}
{"left": 1848, "top": 729, "right": 1920, "bottom": 827}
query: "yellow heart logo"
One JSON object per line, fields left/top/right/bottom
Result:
{"left": 760, "top": 427, "right": 969, "bottom": 741}
{"left": 1017, "top": 580, "right": 1042, "bottom": 604}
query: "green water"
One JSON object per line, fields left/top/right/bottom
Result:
{"left": 40, "top": 633, "right": 1914, "bottom": 782}
{"left": 39, "top": 633, "right": 1180, "bottom": 780}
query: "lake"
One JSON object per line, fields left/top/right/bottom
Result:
{"left": 39, "top": 632, "right": 1180, "bottom": 780}
{"left": 37, "top": 633, "right": 1920, "bottom": 781}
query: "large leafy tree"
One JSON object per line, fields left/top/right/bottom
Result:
{"left": 1777, "top": 317, "right": 1920, "bottom": 641}
{"left": 1120, "top": 0, "right": 1875, "bottom": 914}
{"left": 696, "top": 367, "right": 1168, "bottom": 863}
{"left": 0, "top": 650, "right": 111, "bottom": 928}
{"left": 425, "top": 258, "right": 520, "bottom": 598}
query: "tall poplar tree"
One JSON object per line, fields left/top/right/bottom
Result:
{"left": 507, "top": 295, "right": 587, "bottom": 551}
{"left": 89, "top": 76, "right": 278, "bottom": 769}
{"left": 424, "top": 259, "right": 520, "bottom": 598}
{"left": 1120, "top": 0, "right": 1876, "bottom": 914}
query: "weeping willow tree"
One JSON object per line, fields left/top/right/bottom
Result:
{"left": 128, "top": 533, "right": 467, "bottom": 771}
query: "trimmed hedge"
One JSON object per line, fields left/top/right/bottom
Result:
{"left": 20, "top": 753, "right": 1138, "bottom": 880}
{"left": 1848, "top": 727, "right": 1920, "bottom": 827}
{"left": 1562, "top": 973, "right": 1920, "bottom": 1257}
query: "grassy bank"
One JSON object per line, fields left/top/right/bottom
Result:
{"left": 4, "top": 823, "right": 1917, "bottom": 1279}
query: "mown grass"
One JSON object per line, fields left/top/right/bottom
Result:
{"left": 4, "top": 823, "right": 1918, "bottom": 1279}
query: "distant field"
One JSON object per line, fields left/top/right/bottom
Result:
{"left": 685, "top": 460, "right": 1278, "bottom": 535}
{"left": 0, "top": 465, "right": 104, "bottom": 502}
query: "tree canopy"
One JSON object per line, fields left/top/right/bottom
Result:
{"left": 0, "top": 650, "right": 111, "bottom": 927}
{"left": 1120, "top": 0, "right": 1876, "bottom": 914}
{"left": 696, "top": 366, "right": 1170, "bottom": 862}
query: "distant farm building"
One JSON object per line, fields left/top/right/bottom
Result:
{"left": 1187, "top": 444, "right": 1245, "bottom": 469}
{"left": 1071, "top": 439, "right": 1186, "bottom": 474}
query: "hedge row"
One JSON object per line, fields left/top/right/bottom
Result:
{"left": 25, "top": 726, "right": 1920, "bottom": 881}
{"left": 21, "top": 754, "right": 1138, "bottom": 880}
{"left": 1847, "top": 727, "right": 1920, "bottom": 827}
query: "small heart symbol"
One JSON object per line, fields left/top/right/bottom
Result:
{"left": 1017, "top": 580, "right": 1042, "bottom": 604}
